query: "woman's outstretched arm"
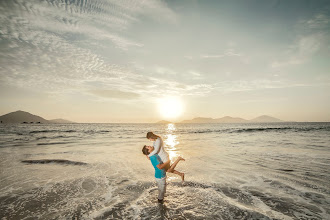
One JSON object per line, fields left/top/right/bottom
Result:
{"left": 148, "top": 138, "right": 161, "bottom": 157}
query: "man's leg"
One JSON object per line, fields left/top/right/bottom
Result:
{"left": 156, "top": 177, "right": 166, "bottom": 202}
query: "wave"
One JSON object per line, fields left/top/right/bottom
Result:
{"left": 235, "top": 126, "right": 330, "bottom": 133}
{"left": 29, "top": 130, "right": 58, "bottom": 134}
{"left": 276, "top": 169, "right": 294, "bottom": 172}
{"left": 1, "top": 178, "right": 327, "bottom": 220}
{"left": 234, "top": 127, "right": 292, "bottom": 133}
{"left": 37, "top": 142, "right": 74, "bottom": 145}
{"left": 36, "top": 135, "right": 70, "bottom": 140}
{"left": 21, "top": 159, "right": 87, "bottom": 165}
{"left": 30, "top": 130, "right": 76, "bottom": 134}
{"left": 30, "top": 130, "right": 111, "bottom": 135}
{"left": 191, "top": 126, "right": 330, "bottom": 134}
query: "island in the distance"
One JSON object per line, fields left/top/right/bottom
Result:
{"left": 0, "top": 110, "right": 75, "bottom": 124}
{"left": 0, "top": 110, "right": 284, "bottom": 124}
{"left": 170, "top": 115, "right": 283, "bottom": 124}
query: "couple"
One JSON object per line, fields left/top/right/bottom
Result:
{"left": 142, "top": 132, "right": 185, "bottom": 203}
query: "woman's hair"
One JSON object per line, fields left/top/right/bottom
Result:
{"left": 142, "top": 145, "right": 149, "bottom": 155}
{"left": 146, "top": 132, "right": 160, "bottom": 140}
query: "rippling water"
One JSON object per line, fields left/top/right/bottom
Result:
{"left": 0, "top": 123, "right": 329, "bottom": 219}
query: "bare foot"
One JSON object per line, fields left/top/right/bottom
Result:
{"left": 179, "top": 156, "right": 185, "bottom": 161}
{"left": 181, "top": 173, "right": 185, "bottom": 182}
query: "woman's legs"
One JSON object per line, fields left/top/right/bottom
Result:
{"left": 167, "top": 156, "right": 185, "bottom": 181}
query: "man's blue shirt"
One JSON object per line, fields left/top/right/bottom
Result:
{"left": 149, "top": 155, "right": 166, "bottom": 179}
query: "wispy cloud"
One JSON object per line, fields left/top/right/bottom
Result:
{"left": 142, "top": 77, "right": 214, "bottom": 97}
{"left": 89, "top": 89, "right": 140, "bottom": 100}
{"left": 299, "top": 12, "right": 330, "bottom": 30}
{"left": 0, "top": 0, "right": 146, "bottom": 50}
{"left": 0, "top": 0, "right": 180, "bottom": 99}
{"left": 271, "top": 57, "right": 304, "bottom": 68}
{"left": 201, "top": 49, "right": 242, "bottom": 59}
{"left": 155, "top": 66, "right": 177, "bottom": 75}
{"left": 271, "top": 12, "right": 329, "bottom": 69}
{"left": 296, "top": 34, "right": 323, "bottom": 55}
{"left": 188, "top": 70, "right": 203, "bottom": 80}
{"left": 271, "top": 33, "right": 324, "bottom": 68}
{"left": 215, "top": 79, "right": 330, "bottom": 93}
{"left": 184, "top": 49, "right": 242, "bottom": 60}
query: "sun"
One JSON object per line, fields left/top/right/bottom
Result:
{"left": 158, "top": 96, "right": 184, "bottom": 119}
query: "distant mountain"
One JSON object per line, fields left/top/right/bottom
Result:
{"left": 0, "top": 110, "right": 49, "bottom": 124}
{"left": 249, "top": 115, "right": 283, "bottom": 123}
{"left": 180, "top": 117, "right": 214, "bottom": 123}
{"left": 49, "top": 119, "right": 75, "bottom": 124}
{"left": 180, "top": 115, "right": 283, "bottom": 123}
{"left": 156, "top": 120, "right": 172, "bottom": 124}
{"left": 0, "top": 110, "right": 74, "bottom": 124}
{"left": 214, "top": 116, "right": 248, "bottom": 123}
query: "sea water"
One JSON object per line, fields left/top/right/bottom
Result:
{"left": 0, "top": 123, "right": 329, "bottom": 219}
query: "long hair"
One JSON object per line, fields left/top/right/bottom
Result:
{"left": 146, "top": 131, "right": 160, "bottom": 140}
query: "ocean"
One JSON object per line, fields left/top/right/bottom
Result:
{"left": 0, "top": 122, "right": 329, "bottom": 219}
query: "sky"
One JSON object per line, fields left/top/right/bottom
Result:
{"left": 0, "top": 0, "right": 330, "bottom": 123}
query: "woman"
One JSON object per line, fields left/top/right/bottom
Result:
{"left": 146, "top": 131, "right": 184, "bottom": 181}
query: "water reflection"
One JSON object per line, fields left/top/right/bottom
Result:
{"left": 167, "top": 123, "right": 176, "bottom": 132}
{"left": 164, "top": 123, "right": 179, "bottom": 161}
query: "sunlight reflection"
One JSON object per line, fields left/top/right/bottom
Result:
{"left": 164, "top": 123, "right": 179, "bottom": 161}
{"left": 167, "top": 123, "right": 176, "bottom": 132}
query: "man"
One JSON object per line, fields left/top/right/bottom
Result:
{"left": 142, "top": 145, "right": 185, "bottom": 203}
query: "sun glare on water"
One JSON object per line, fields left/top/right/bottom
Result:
{"left": 158, "top": 96, "right": 184, "bottom": 119}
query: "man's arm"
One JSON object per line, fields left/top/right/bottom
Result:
{"left": 156, "top": 160, "right": 170, "bottom": 169}
{"left": 148, "top": 138, "right": 161, "bottom": 158}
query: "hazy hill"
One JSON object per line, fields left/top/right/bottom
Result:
{"left": 49, "top": 119, "right": 75, "bottom": 124}
{"left": 0, "top": 111, "right": 74, "bottom": 124}
{"left": 214, "top": 116, "right": 248, "bottom": 123}
{"left": 249, "top": 115, "right": 283, "bottom": 123}
{"left": 156, "top": 120, "right": 172, "bottom": 124}
{"left": 0, "top": 110, "right": 49, "bottom": 123}
{"left": 180, "top": 115, "right": 283, "bottom": 123}
{"left": 180, "top": 117, "right": 214, "bottom": 123}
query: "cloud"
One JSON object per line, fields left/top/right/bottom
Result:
{"left": 109, "top": 0, "right": 178, "bottom": 24}
{"left": 215, "top": 79, "right": 330, "bottom": 93}
{"left": 300, "top": 12, "right": 330, "bottom": 30}
{"left": 296, "top": 34, "right": 323, "bottom": 55}
{"left": 0, "top": 31, "right": 130, "bottom": 89}
{"left": 271, "top": 33, "right": 324, "bottom": 69}
{"left": 271, "top": 12, "right": 329, "bottom": 69}
{"left": 183, "top": 49, "right": 242, "bottom": 60}
{"left": 135, "top": 79, "right": 214, "bottom": 99}
{"left": 201, "top": 49, "right": 242, "bottom": 59}
{"left": 89, "top": 89, "right": 140, "bottom": 100}
{"left": 271, "top": 58, "right": 304, "bottom": 68}
{"left": 0, "top": 0, "right": 146, "bottom": 51}
{"left": 188, "top": 70, "right": 203, "bottom": 80}
{"left": 215, "top": 80, "right": 283, "bottom": 93}
{"left": 155, "top": 66, "right": 176, "bottom": 75}
{"left": 0, "top": 0, "right": 182, "bottom": 99}
{"left": 290, "top": 11, "right": 330, "bottom": 64}
{"left": 184, "top": 55, "right": 193, "bottom": 60}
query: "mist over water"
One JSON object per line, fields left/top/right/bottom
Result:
{"left": 0, "top": 123, "right": 329, "bottom": 219}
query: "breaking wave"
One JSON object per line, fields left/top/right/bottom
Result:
{"left": 21, "top": 159, "right": 88, "bottom": 166}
